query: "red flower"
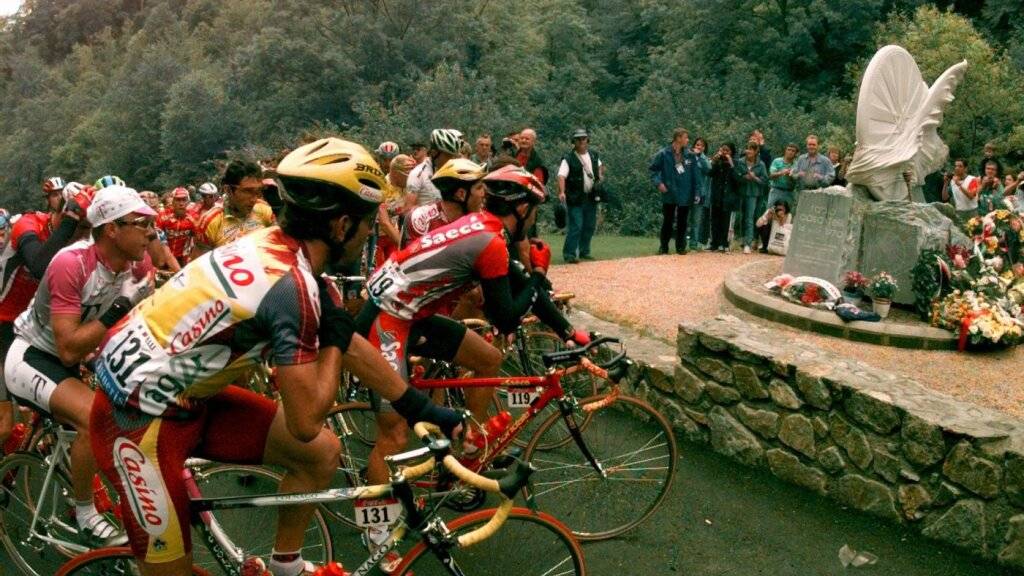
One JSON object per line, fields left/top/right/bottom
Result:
{"left": 801, "top": 284, "right": 821, "bottom": 304}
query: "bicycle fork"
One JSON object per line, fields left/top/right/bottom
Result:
{"left": 558, "top": 398, "right": 607, "bottom": 479}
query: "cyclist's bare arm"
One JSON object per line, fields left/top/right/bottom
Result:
{"left": 277, "top": 346, "right": 343, "bottom": 442}
{"left": 340, "top": 334, "right": 408, "bottom": 401}
{"left": 52, "top": 313, "right": 109, "bottom": 367}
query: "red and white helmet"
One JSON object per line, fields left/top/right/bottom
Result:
{"left": 482, "top": 165, "right": 546, "bottom": 205}
{"left": 375, "top": 141, "right": 400, "bottom": 159}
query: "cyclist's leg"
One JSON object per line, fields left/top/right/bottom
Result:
{"left": 90, "top": 390, "right": 204, "bottom": 576}
{"left": 245, "top": 392, "right": 339, "bottom": 560}
{"left": 364, "top": 311, "right": 414, "bottom": 485}
{"left": 0, "top": 321, "right": 15, "bottom": 444}
{"left": 440, "top": 318, "right": 502, "bottom": 422}
{"left": 4, "top": 339, "right": 102, "bottom": 520}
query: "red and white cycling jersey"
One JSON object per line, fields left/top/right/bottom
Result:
{"left": 14, "top": 239, "right": 154, "bottom": 357}
{"left": 401, "top": 201, "right": 452, "bottom": 247}
{"left": 368, "top": 211, "right": 508, "bottom": 321}
{"left": 0, "top": 213, "right": 54, "bottom": 322}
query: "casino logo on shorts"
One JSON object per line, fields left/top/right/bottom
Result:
{"left": 114, "top": 438, "right": 170, "bottom": 536}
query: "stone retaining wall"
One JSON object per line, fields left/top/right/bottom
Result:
{"left": 631, "top": 314, "right": 1024, "bottom": 571}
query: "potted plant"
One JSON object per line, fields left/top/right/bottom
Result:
{"left": 841, "top": 271, "right": 868, "bottom": 306}
{"left": 868, "top": 272, "right": 898, "bottom": 318}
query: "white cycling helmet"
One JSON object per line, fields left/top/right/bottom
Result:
{"left": 430, "top": 129, "right": 464, "bottom": 155}
{"left": 198, "top": 182, "right": 219, "bottom": 196}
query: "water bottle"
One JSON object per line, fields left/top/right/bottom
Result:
{"left": 312, "top": 561, "right": 349, "bottom": 576}
{"left": 3, "top": 422, "right": 26, "bottom": 455}
{"left": 462, "top": 411, "right": 512, "bottom": 460}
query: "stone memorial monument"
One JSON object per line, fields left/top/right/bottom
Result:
{"left": 784, "top": 46, "right": 969, "bottom": 303}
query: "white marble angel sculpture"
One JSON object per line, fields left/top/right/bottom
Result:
{"left": 845, "top": 45, "right": 968, "bottom": 201}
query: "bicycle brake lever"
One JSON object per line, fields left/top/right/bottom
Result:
{"left": 496, "top": 459, "right": 536, "bottom": 499}
{"left": 605, "top": 358, "right": 633, "bottom": 383}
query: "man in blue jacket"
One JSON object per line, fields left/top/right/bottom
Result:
{"left": 650, "top": 128, "right": 700, "bottom": 255}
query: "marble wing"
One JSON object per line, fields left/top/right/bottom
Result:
{"left": 845, "top": 45, "right": 967, "bottom": 200}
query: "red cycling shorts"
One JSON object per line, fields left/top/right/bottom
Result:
{"left": 90, "top": 385, "right": 278, "bottom": 564}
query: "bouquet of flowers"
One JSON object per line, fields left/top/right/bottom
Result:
{"left": 932, "top": 290, "right": 1024, "bottom": 350}
{"left": 868, "top": 272, "right": 898, "bottom": 301}
{"left": 842, "top": 271, "right": 868, "bottom": 294}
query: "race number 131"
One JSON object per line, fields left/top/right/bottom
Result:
{"left": 354, "top": 498, "right": 401, "bottom": 528}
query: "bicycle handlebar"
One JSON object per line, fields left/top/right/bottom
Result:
{"left": 540, "top": 334, "right": 631, "bottom": 384}
{"left": 411, "top": 421, "right": 535, "bottom": 547}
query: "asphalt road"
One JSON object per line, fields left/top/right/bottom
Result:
{"left": 2, "top": 427, "right": 1015, "bottom": 575}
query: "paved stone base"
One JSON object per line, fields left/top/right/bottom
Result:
{"left": 724, "top": 259, "right": 957, "bottom": 350}
{"left": 568, "top": 309, "right": 1024, "bottom": 572}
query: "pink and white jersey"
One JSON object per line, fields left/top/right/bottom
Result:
{"left": 14, "top": 239, "right": 153, "bottom": 357}
{"left": 368, "top": 211, "right": 508, "bottom": 321}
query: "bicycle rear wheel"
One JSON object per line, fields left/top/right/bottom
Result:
{"left": 395, "top": 507, "right": 586, "bottom": 575}
{"left": 55, "top": 546, "right": 209, "bottom": 575}
{"left": 522, "top": 395, "right": 677, "bottom": 540}
{"left": 0, "top": 452, "right": 82, "bottom": 576}
{"left": 189, "top": 464, "right": 333, "bottom": 572}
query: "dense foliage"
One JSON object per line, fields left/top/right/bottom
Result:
{"left": 1, "top": 0, "right": 1022, "bottom": 234}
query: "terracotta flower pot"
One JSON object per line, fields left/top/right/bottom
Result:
{"left": 873, "top": 298, "right": 891, "bottom": 318}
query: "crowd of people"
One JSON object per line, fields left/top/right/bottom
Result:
{"left": 650, "top": 129, "right": 1024, "bottom": 258}
{"left": 649, "top": 129, "right": 844, "bottom": 256}
{"left": 0, "top": 128, "right": 591, "bottom": 576}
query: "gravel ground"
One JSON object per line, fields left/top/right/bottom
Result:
{"left": 548, "top": 250, "right": 1024, "bottom": 419}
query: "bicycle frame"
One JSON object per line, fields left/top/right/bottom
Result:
{"left": 18, "top": 425, "right": 91, "bottom": 556}
{"left": 410, "top": 364, "right": 609, "bottom": 478}
{"left": 182, "top": 450, "right": 463, "bottom": 576}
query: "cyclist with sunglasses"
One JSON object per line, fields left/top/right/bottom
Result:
{"left": 193, "top": 159, "right": 276, "bottom": 259}
{"left": 0, "top": 178, "right": 93, "bottom": 446}
{"left": 5, "top": 184, "right": 157, "bottom": 548}
{"left": 89, "top": 139, "right": 461, "bottom": 576}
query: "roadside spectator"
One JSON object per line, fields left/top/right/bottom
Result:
{"left": 517, "top": 128, "right": 548, "bottom": 185}
{"left": 1004, "top": 172, "right": 1021, "bottom": 211}
{"left": 751, "top": 129, "right": 773, "bottom": 175}
{"left": 734, "top": 141, "right": 768, "bottom": 254}
{"left": 688, "top": 137, "right": 712, "bottom": 250}
{"left": 791, "top": 134, "right": 835, "bottom": 198}
{"left": 649, "top": 128, "right": 698, "bottom": 255}
{"left": 472, "top": 134, "right": 494, "bottom": 167}
{"left": 709, "top": 143, "right": 739, "bottom": 252}
{"left": 829, "top": 146, "right": 848, "bottom": 186}
{"left": 768, "top": 143, "right": 798, "bottom": 206}
{"left": 558, "top": 128, "right": 605, "bottom": 263}
{"left": 978, "top": 142, "right": 1003, "bottom": 178}
{"left": 756, "top": 200, "right": 792, "bottom": 254}
{"left": 941, "top": 158, "right": 979, "bottom": 221}
{"left": 977, "top": 160, "right": 1004, "bottom": 215}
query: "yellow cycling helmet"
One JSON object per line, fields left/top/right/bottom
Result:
{"left": 275, "top": 138, "right": 386, "bottom": 215}
{"left": 432, "top": 158, "right": 486, "bottom": 202}
{"left": 432, "top": 158, "right": 486, "bottom": 183}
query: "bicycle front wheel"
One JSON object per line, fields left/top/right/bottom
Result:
{"left": 0, "top": 451, "right": 82, "bottom": 576}
{"left": 396, "top": 507, "right": 586, "bottom": 575}
{"left": 522, "top": 395, "right": 678, "bottom": 540}
{"left": 55, "top": 546, "right": 209, "bottom": 575}
{"left": 189, "top": 464, "right": 333, "bottom": 573}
